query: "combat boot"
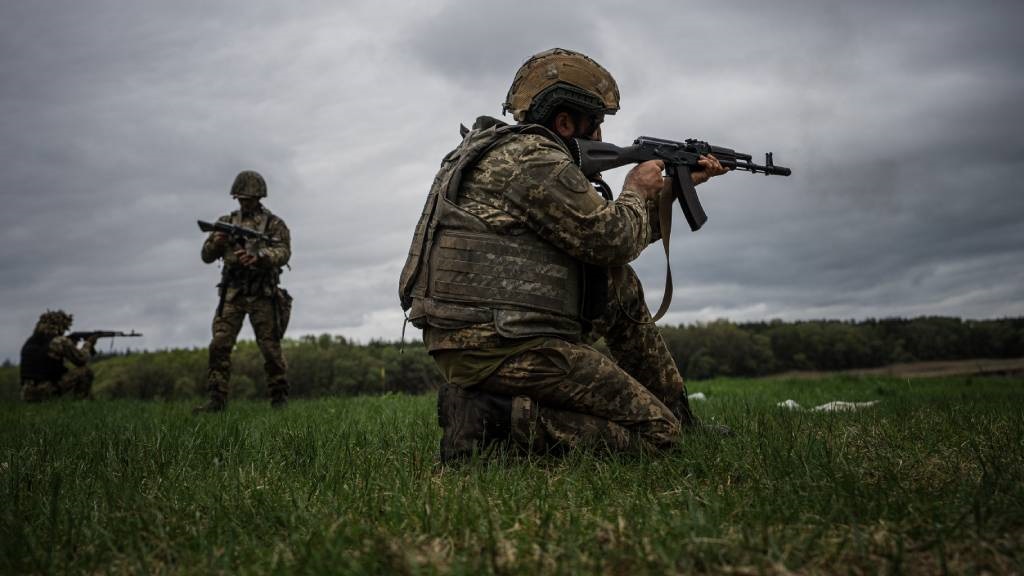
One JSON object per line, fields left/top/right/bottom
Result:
{"left": 270, "top": 391, "right": 288, "bottom": 409}
{"left": 192, "top": 395, "right": 226, "bottom": 414}
{"left": 668, "top": 397, "right": 696, "bottom": 428}
{"left": 670, "top": 394, "right": 734, "bottom": 437}
{"left": 437, "top": 383, "right": 513, "bottom": 464}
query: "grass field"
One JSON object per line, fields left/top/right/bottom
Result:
{"left": 2, "top": 375, "right": 1022, "bottom": 574}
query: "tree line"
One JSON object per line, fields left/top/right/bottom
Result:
{"left": 1, "top": 317, "right": 1021, "bottom": 400}
{"left": 660, "top": 316, "right": 1024, "bottom": 379}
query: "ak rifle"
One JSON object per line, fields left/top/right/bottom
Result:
{"left": 574, "top": 136, "right": 791, "bottom": 231}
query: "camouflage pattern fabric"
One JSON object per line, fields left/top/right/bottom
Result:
{"left": 423, "top": 128, "right": 654, "bottom": 352}
{"left": 201, "top": 206, "right": 291, "bottom": 301}
{"left": 21, "top": 335, "right": 95, "bottom": 402}
{"left": 504, "top": 48, "right": 621, "bottom": 122}
{"left": 460, "top": 132, "right": 651, "bottom": 268}
{"left": 35, "top": 310, "right": 73, "bottom": 335}
{"left": 201, "top": 205, "right": 291, "bottom": 402}
{"left": 230, "top": 170, "right": 267, "bottom": 198}
{"left": 469, "top": 265, "right": 692, "bottom": 453}
{"left": 206, "top": 296, "right": 288, "bottom": 399}
{"left": 587, "top": 264, "right": 694, "bottom": 426}
{"left": 476, "top": 338, "right": 680, "bottom": 453}
{"left": 21, "top": 366, "right": 94, "bottom": 402}
{"left": 422, "top": 127, "right": 693, "bottom": 453}
{"left": 49, "top": 334, "right": 94, "bottom": 367}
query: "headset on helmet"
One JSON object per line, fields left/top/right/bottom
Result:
{"left": 503, "top": 48, "right": 620, "bottom": 123}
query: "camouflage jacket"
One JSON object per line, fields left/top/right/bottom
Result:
{"left": 50, "top": 335, "right": 94, "bottom": 367}
{"left": 20, "top": 332, "right": 93, "bottom": 382}
{"left": 401, "top": 117, "right": 658, "bottom": 352}
{"left": 201, "top": 205, "right": 291, "bottom": 300}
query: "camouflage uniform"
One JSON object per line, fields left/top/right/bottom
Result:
{"left": 201, "top": 201, "right": 291, "bottom": 407}
{"left": 401, "top": 117, "right": 693, "bottom": 455}
{"left": 20, "top": 311, "right": 95, "bottom": 402}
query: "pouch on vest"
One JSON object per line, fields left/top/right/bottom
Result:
{"left": 274, "top": 288, "right": 293, "bottom": 339}
{"left": 398, "top": 117, "right": 560, "bottom": 314}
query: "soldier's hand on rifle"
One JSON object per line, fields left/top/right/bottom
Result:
{"left": 690, "top": 154, "right": 729, "bottom": 186}
{"left": 212, "top": 232, "right": 229, "bottom": 248}
{"left": 624, "top": 160, "right": 669, "bottom": 201}
{"left": 235, "top": 248, "right": 259, "bottom": 267}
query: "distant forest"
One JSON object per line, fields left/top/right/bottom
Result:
{"left": 2, "top": 316, "right": 1022, "bottom": 400}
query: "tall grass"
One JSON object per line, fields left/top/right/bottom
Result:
{"left": 1, "top": 375, "right": 1022, "bottom": 574}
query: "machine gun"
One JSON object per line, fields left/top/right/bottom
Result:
{"left": 574, "top": 136, "right": 791, "bottom": 231}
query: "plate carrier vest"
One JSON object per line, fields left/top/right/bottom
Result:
{"left": 20, "top": 333, "right": 66, "bottom": 382}
{"left": 399, "top": 117, "right": 593, "bottom": 340}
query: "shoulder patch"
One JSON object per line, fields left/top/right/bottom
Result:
{"left": 556, "top": 163, "right": 590, "bottom": 194}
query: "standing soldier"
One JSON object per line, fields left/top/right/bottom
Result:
{"left": 399, "top": 48, "right": 730, "bottom": 462}
{"left": 195, "top": 170, "right": 292, "bottom": 413}
{"left": 20, "top": 310, "right": 97, "bottom": 401}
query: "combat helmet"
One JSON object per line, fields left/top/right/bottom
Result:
{"left": 35, "top": 309, "right": 72, "bottom": 336}
{"left": 503, "top": 48, "right": 620, "bottom": 123}
{"left": 230, "top": 170, "right": 267, "bottom": 198}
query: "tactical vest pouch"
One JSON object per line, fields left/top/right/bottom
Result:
{"left": 224, "top": 211, "right": 281, "bottom": 297}
{"left": 419, "top": 298, "right": 492, "bottom": 329}
{"left": 398, "top": 118, "right": 562, "bottom": 312}
{"left": 429, "top": 229, "right": 580, "bottom": 318}
{"left": 493, "top": 308, "right": 582, "bottom": 339}
{"left": 274, "top": 288, "right": 293, "bottom": 339}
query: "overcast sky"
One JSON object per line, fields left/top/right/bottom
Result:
{"left": 2, "top": 0, "right": 1022, "bottom": 361}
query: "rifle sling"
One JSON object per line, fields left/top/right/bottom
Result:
{"left": 615, "top": 168, "right": 681, "bottom": 325}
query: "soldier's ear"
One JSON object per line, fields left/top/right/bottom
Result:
{"left": 552, "top": 111, "right": 577, "bottom": 139}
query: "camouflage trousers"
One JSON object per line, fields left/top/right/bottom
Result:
{"left": 207, "top": 295, "right": 288, "bottom": 400}
{"left": 21, "top": 366, "right": 94, "bottom": 402}
{"left": 475, "top": 265, "right": 691, "bottom": 453}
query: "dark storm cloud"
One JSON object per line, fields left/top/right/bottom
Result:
{"left": 0, "top": 1, "right": 340, "bottom": 359}
{"left": 570, "top": 0, "right": 1024, "bottom": 326}
{"left": 1, "top": 0, "right": 1022, "bottom": 361}
{"left": 403, "top": 3, "right": 600, "bottom": 84}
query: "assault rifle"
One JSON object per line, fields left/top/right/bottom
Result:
{"left": 574, "top": 136, "right": 791, "bottom": 231}
{"left": 68, "top": 330, "right": 143, "bottom": 342}
{"left": 197, "top": 220, "right": 280, "bottom": 254}
{"left": 573, "top": 136, "right": 791, "bottom": 322}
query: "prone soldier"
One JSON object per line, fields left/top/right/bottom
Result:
{"left": 195, "top": 170, "right": 292, "bottom": 412}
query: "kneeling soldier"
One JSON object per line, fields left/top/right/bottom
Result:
{"left": 20, "top": 310, "right": 96, "bottom": 402}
